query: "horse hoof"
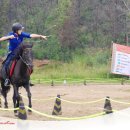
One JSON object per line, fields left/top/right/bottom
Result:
{"left": 28, "top": 110, "right": 32, "bottom": 115}
{"left": 14, "top": 111, "right": 18, "bottom": 117}
{"left": 14, "top": 113, "right": 18, "bottom": 117}
{"left": 4, "top": 106, "right": 8, "bottom": 109}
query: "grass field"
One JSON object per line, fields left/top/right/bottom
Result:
{"left": 31, "top": 48, "right": 128, "bottom": 84}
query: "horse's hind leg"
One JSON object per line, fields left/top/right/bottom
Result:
{"left": 1, "top": 81, "right": 9, "bottom": 108}
{"left": 24, "top": 84, "right": 32, "bottom": 113}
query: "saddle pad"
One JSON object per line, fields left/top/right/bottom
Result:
{"left": 9, "top": 60, "right": 17, "bottom": 77}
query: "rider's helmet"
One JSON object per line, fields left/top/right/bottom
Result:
{"left": 12, "top": 23, "right": 24, "bottom": 33}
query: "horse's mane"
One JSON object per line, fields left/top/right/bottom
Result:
{"left": 20, "top": 43, "right": 33, "bottom": 49}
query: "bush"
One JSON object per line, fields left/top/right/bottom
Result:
{"left": 95, "top": 49, "right": 110, "bottom": 65}
{"left": 0, "top": 49, "right": 7, "bottom": 57}
{"left": 33, "top": 35, "right": 61, "bottom": 60}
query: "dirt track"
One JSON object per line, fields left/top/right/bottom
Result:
{"left": 0, "top": 84, "right": 130, "bottom": 121}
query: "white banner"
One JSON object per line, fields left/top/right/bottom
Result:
{"left": 111, "top": 43, "right": 130, "bottom": 76}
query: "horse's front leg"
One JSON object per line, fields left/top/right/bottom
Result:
{"left": 13, "top": 85, "right": 20, "bottom": 115}
{"left": 24, "top": 84, "right": 32, "bottom": 113}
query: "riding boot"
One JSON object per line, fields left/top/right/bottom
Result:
{"left": 4, "top": 68, "right": 10, "bottom": 87}
{"left": 4, "top": 78, "right": 10, "bottom": 86}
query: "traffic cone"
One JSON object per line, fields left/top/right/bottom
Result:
{"left": 18, "top": 96, "right": 27, "bottom": 120}
{"left": 104, "top": 96, "right": 113, "bottom": 114}
{"left": 52, "top": 94, "right": 62, "bottom": 115}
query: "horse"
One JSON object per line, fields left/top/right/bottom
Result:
{"left": 0, "top": 43, "right": 33, "bottom": 115}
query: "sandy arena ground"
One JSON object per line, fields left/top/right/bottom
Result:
{"left": 0, "top": 84, "right": 130, "bottom": 121}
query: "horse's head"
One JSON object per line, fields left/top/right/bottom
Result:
{"left": 20, "top": 43, "right": 33, "bottom": 70}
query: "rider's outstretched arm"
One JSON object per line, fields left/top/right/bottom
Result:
{"left": 0, "top": 35, "right": 15, "bottom": 42}
{"left": 30, "top": 34, "right": 47, "bottom": 40}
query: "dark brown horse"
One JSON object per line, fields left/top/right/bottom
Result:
{"left": 0, "top": 43, "right": 33, "bottom": 115}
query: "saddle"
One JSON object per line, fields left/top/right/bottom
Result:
{"left": 2, "top": 59, "right": 17, "bottom": 79}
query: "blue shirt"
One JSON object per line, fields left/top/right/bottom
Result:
{"left": 7, "top": 32, "right": 31, "bottom": 51}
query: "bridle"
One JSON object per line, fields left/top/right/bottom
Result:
{"left": 19, "top": 55, "right": 32, "bottom": 66}
{"left": 19, "top": 48, "right": 33, "bottom": 75}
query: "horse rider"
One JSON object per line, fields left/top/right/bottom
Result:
{"left": 0, "top": 23, "right": 47, "bottom": 86}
